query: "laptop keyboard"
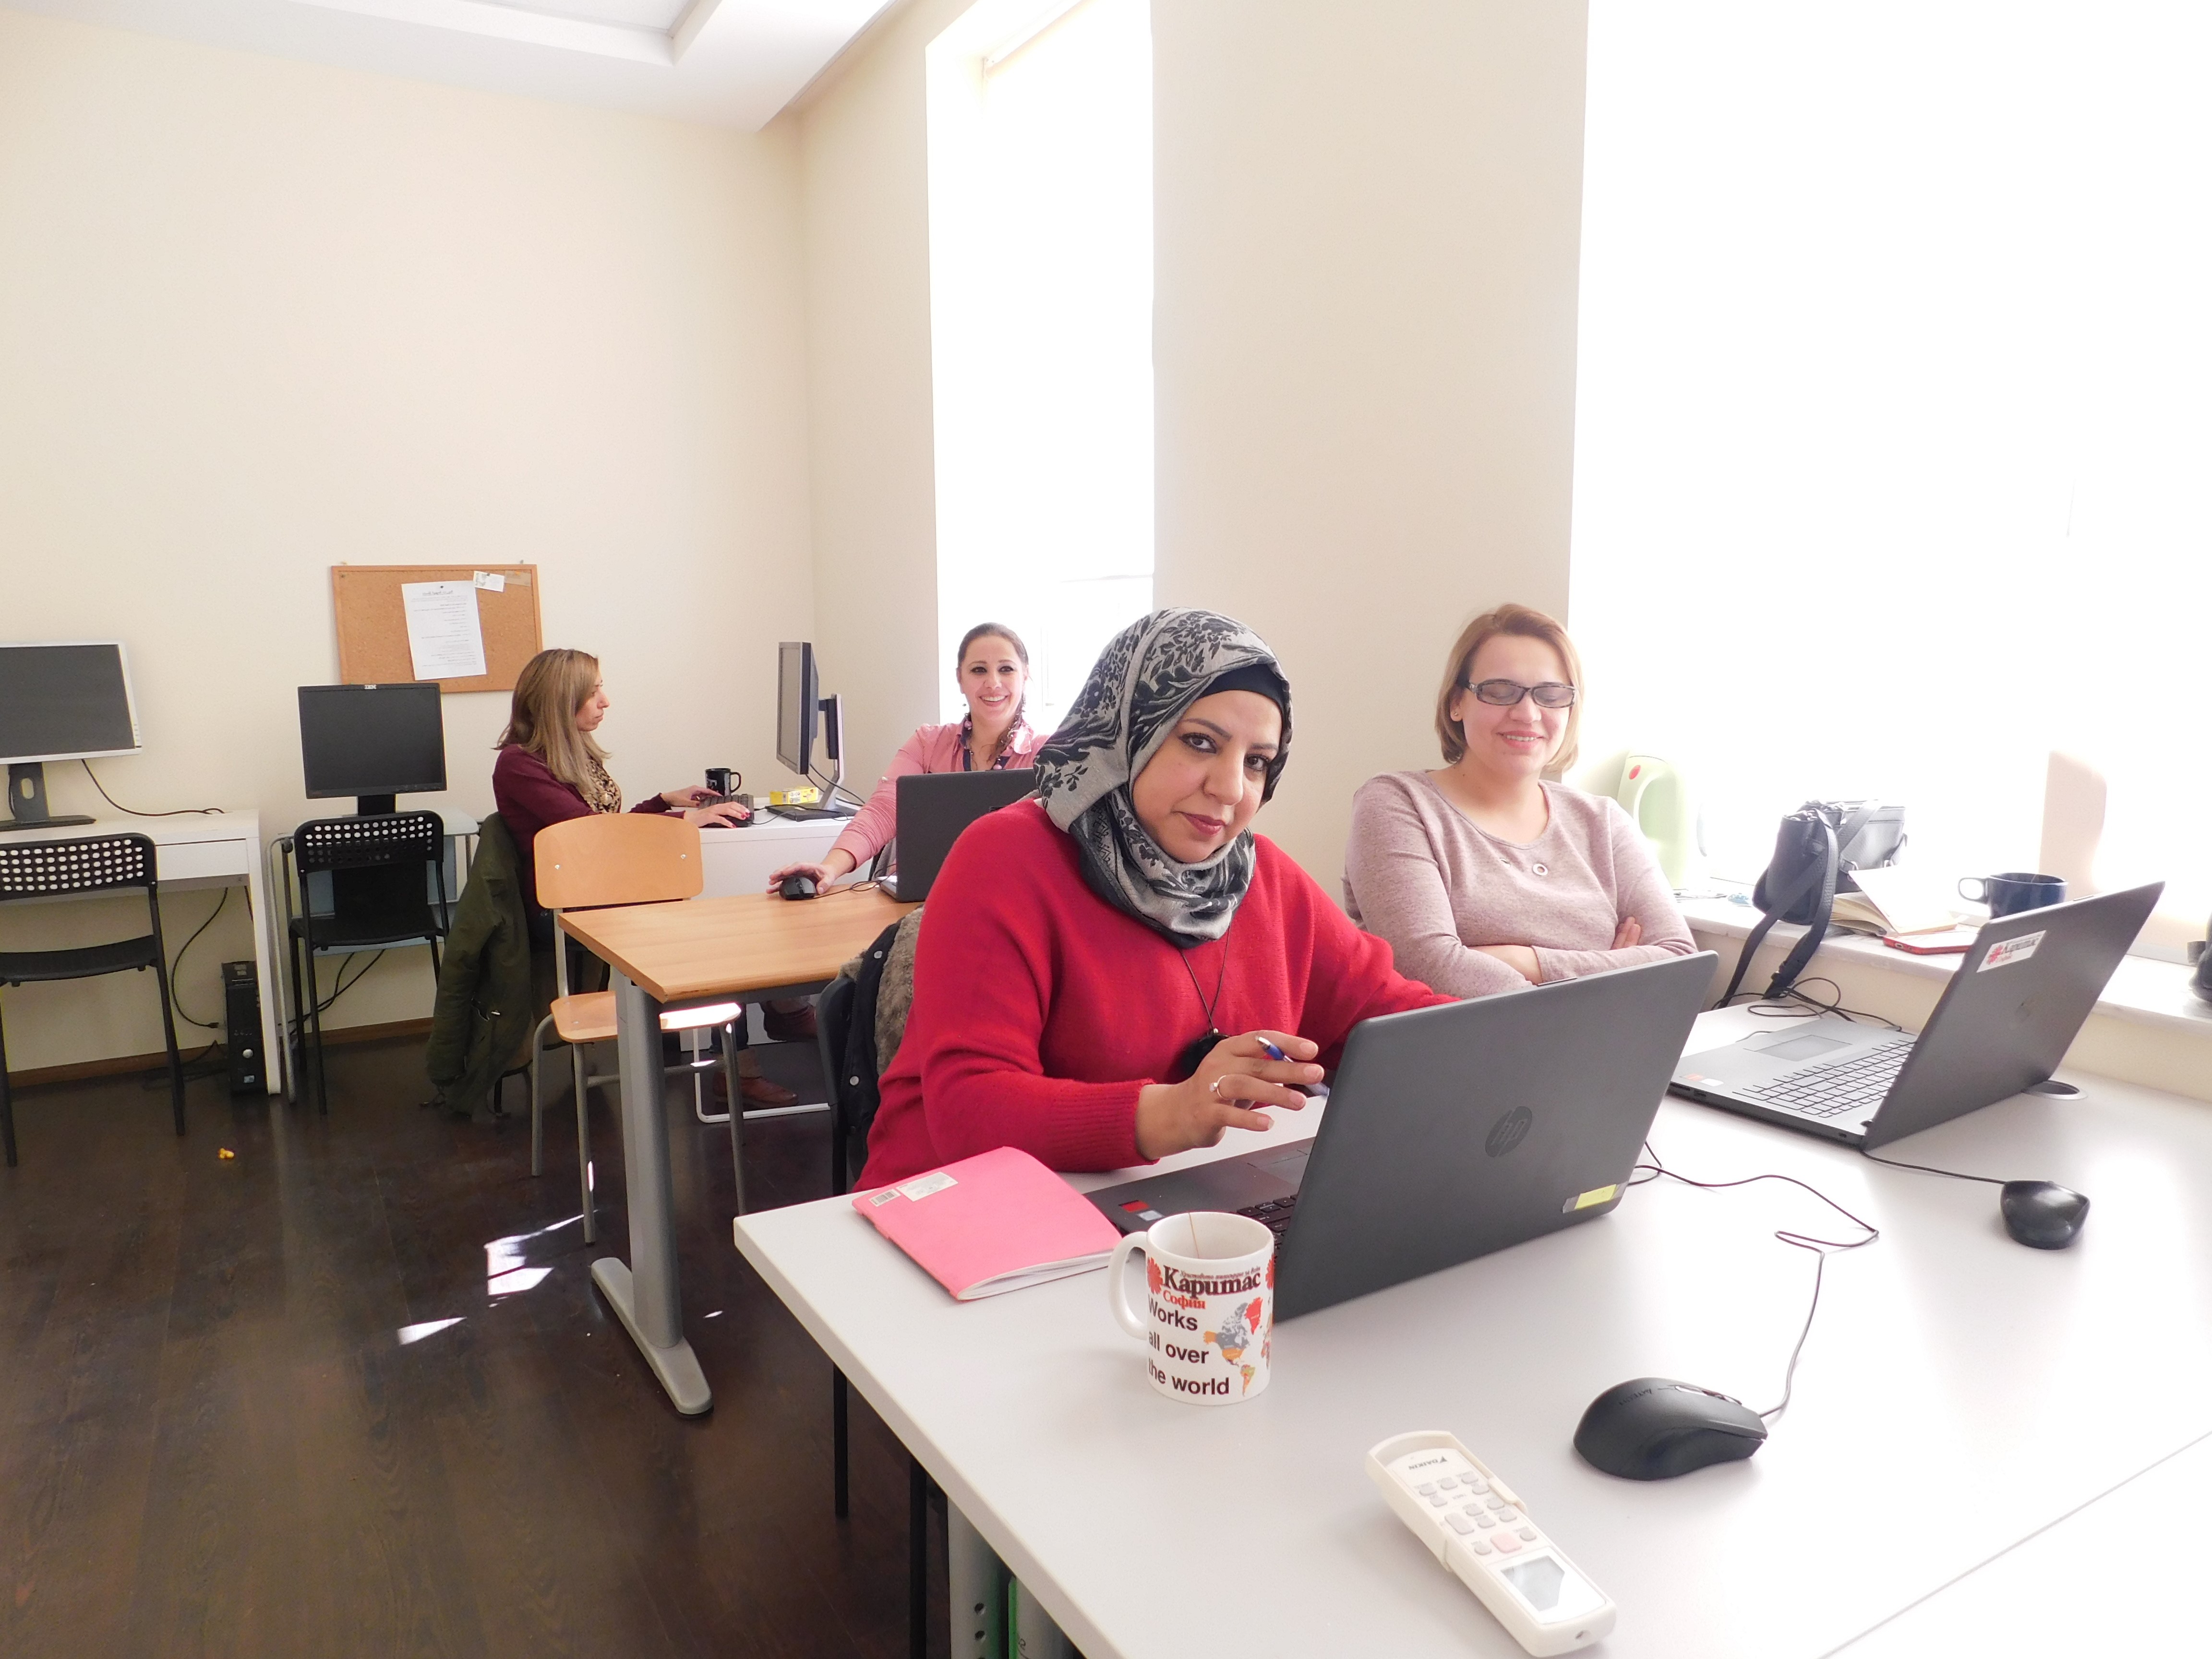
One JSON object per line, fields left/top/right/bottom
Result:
{"left": 1743, "top": 1036, "right": 1916, "bottom": 1118}
{"left": 1236, "top": 1193, "right": 1300, "bottom": 1240}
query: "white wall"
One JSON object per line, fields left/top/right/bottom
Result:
{"left": 0, "top": 9, "right": 812, "bottom": 1070}
{"left": 1152, "top": 0, "right": 1591, "bottom": 890}
{"left": 788, "top": 0, "right": 976, "bottom": 805}
{"left": 792, "top": 0, "right": 1592, "bottom": 898}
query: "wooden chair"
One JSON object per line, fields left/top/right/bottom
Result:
{"left": 524, "top": 814, "right": 747, "bottom": 1242}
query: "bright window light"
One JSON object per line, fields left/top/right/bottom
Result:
{"left": 1570, "top": 1, "right": 2212, "bottom": 956}
{"left": 927, "top": 0, "right": 1154, "bottom": 733}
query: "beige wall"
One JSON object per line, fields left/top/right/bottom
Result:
{"left": 786, "top": 0, "right": 975, "bottom": 796}
{"left": 0, "top": 9, "right": 812, "bottom": 1069}
{"left": 1152, "top": 0, "right": 1591, "bottom": 889}
{"left": 789, "top": 0, "right": 1592, "bottom": 895}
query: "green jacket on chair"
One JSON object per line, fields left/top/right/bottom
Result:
{"left": 425, "top": 812, "right": 535, "bottom": 1118}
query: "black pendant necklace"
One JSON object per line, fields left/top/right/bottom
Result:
{"left": 1170, "top": 943, "right": 1229, "bottom": 1082}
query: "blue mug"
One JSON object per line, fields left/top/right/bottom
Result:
{"left": 1959, "top": 871, "right": 2067, "bottom": 918}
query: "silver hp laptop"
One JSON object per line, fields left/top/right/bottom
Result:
{"left": 1087, "top": 952, "right": 1716, "bottom": 1320}
{"left": 878, "top": 769, "right": 1037, "bottom": 902}
{"left": 1670, "top": 882, "right": 2163, "bottom": 1149}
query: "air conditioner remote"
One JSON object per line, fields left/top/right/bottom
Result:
{"left": 1366, "top": 1431, "right": 1615, "bottom": 1656}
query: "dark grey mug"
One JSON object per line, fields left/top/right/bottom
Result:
{"left": 1958, "top": 871, "right": 2067, "bottom": 917}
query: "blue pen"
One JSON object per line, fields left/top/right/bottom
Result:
{"left": 1258, "top": 1039, "right": 1324, "bottom": 1097}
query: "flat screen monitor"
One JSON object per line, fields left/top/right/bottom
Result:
{"left": 777, "top": 641, "right": 818, "bottom": 777}
{"left": 299, "top": 683, "right": 447, "bottom": 814}
{"left": 0, "top": 641, "right": 142, "bottom": 763}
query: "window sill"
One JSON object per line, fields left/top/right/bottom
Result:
{"left": 1678, "top": 895, "right": 2212, "bottom": 1038}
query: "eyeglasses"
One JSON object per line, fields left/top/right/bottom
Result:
{"left": 1464, "top": 678, "right": 1578, "bottom": 710}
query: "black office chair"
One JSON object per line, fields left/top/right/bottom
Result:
{"left": 0, "top": 833, "right": 186, "bottom": 1167}
{"left": 288, "top": 811, "right": 448, "bottom": 1115}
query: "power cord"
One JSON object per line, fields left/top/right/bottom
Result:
{"left": 164, "top": 889, "right": 228, "bottom": 1031}
{"left": 1630, "top": 1143, "right": 1881, "bottom": 1420}
{"left": 1719, "top": 976, "right": 1903, "bottom": 1031}
{"left": 79, "top": 761, "right": 223, "bottom": 817}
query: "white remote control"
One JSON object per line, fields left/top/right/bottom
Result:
{"left": 1366, "top": 1431, "right": 1615, "bottom": 1656}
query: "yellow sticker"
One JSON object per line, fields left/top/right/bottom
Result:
{"left": 1564, "top": 1184, "right": 1619, "bottom": 1214}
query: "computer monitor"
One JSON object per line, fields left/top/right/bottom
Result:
{"left": 0, "top": 640, "right": 142, "bottom": 831}
{"left": 777, "top": 641, "right": 819, "bottom": 777}
{"left": 298, "top": 683, "right": 447, "bottom": 816}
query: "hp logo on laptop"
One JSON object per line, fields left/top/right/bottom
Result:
{"left": 1485, "top": 1106, "right": 1533, "bottom": 1158}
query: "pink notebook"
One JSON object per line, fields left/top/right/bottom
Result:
{"left": 853, "top": 1146, "right": 1123, "bottom": 1301}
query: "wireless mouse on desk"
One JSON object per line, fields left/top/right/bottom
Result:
{"left": 1574, "top": 1377, "right": 1767, "bottom": 1480}
{"left": 778, "top": 873, "right": 819, "bottom": 901}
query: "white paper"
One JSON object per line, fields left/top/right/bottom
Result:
{"left": 472, "top": 570, "right": 505, "bottom": 592}
{"left": 400, "top": 580, "right": 487, "bottom": 680}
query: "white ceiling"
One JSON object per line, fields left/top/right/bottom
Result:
{"left": 6, "top": 0, "right": 899, "bottom": 129}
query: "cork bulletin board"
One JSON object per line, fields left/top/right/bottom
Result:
{"left": 331, "top": 564, "right": 543, "bottom": 694}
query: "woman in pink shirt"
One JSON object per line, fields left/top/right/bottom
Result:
{"left": 767, "top": 623, "right": 1051, "bottom": 890}
{"left": 1343, "top": 603, "right": 1695, "bottom": 998}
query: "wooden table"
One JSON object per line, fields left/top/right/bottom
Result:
{"left": 560, "top": 884, "right": 914, "bottom": 1414}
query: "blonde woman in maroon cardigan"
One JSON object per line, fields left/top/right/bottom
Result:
{"left": 1343, "top": 604, "right": 1694, "bottom": 999}
{"left": 491, "top": 648, "right": 793, "bottom": 1107}
{"left": 858, "top": 610, "right": 1448, "bottom": 1190}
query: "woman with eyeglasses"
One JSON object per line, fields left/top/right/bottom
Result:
{"left": 1343, "top": 603, "right": 1694, "bottom": 998}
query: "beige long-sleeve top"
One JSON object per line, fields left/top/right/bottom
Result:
{"left": 1343, "top": 771, "right": 1696, "bottom": 998}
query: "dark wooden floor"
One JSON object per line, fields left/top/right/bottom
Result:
{"left": 0, "top": 1033, "right": 945, "bottom": 1658}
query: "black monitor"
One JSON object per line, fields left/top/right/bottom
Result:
{"left": 777, "top": 641, "right": 819, "bottom": 776}
{"left": 0, "top": 640, "right": 142, "bottom": 831}
{"left": 299, "top": 683, "right": 447, "bottom": 816}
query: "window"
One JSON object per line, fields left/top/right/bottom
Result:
{"left": 926, "top": 0, "right": 1154, "bottom": 733}
{"left": 1569, "top": 1, "right": 2212, "bottom": 957}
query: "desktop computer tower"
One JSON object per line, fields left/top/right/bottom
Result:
{"left": 221, "top": 960, "right": 263, "bottom": 1094}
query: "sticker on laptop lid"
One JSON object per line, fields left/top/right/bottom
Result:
{"left": 867, "top": 1188, "right": 901, "bottom": 1207}
{"left": 1979, "top": 931, "right": 2045, "bottom": 973}
{"left": 897, "top": 1170, "right": 958, "bottom": 1202}
{"left": 1563, "top": 1183, "right": 1620, "bottom": 1214}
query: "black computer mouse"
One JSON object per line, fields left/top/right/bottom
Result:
{"left": 1573, "top": 1377, "right": 1768, "bottom": 1480}
{"left": 2000, "top": 1180, "right": 2089, "bottom": 1249}
{"left": 779, "top": 873, "right": 819, "bottom": 901}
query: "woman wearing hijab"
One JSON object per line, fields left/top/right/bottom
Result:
{"left": 857, "top": 610, "right": 1452, "bottom": 1190}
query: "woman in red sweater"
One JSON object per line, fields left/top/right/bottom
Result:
{"left": 492, "top": 647, "right": 792, "bottom": 1107}
{"left": 859, "top": 610, "right": 1451, "bottom": 1190}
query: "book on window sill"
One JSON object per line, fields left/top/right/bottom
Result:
{"left": 852, "top": 1145, "right": 1123, "bottom": 1301}
{"left": 1829, "top": 866, "right": 1973, "bottom": 939}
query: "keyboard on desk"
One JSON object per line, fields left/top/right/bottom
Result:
{"left": 1743, "top": 1035, "right": 1915, "bottom": 1118}
{"left": 1236, "top": 1192, "right": 1300, "bottom": 1240}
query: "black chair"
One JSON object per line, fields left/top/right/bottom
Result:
{"left": 0, "top": 833, "right": 185, "bottom": 1167}
{"left": 288, "top": 811, "right": 448, "bottom": 1115}
{"left": 816, "top": 971, "right": 864, "bottom": 1521}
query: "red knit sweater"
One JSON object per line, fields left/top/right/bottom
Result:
{"left": 858, "top": 800, "right": 1451, "bottom": 1189}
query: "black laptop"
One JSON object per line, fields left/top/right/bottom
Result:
{"left": 878, "top": 769, "right": 1038, "bottom": 902}
{"left": 1086, "top": 952, "right": 1716, "bottom": 1319}
{"left": 1670, "top": 882, "right": 2162, "bottom": 1148}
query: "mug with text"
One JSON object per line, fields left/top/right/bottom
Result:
{"left": 1106, "top": 1212, "right": 1273, "bottom": 1406}
{"left": 1959, "top": 871, "right": 2067, "bottom": 918}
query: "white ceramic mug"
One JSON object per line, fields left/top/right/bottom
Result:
{"left": 1106, "top": 1211, "right": 1274, "bottom": 1405}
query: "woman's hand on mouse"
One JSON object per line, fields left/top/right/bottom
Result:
{"left": 1473, "top": 944, "right": 1543, "bottom": 983}
{"left": 682, "top": 804, "right": 750, "bottom": 827}
{"left": 1133, "top": 1031, "right": 1323, "bottom": 1161}
{"left": 764, "top": 854, "right": 851, "bottom": 894}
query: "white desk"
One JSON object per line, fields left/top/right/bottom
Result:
{"left": 698, "top": 815, "right": 853, "bottom": 898}
{"left": 10, "top": 812, "right": 280, "bottom": 1094}
{"left": 734, "top": 1007, "right": 2212, "bottom": 1658}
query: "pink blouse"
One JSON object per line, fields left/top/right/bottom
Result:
{"left": 830, "top": 718, "right": 1050, "bottom": 871}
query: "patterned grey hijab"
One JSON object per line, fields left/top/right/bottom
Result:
{"left": 1035, "top": 610, "right": 1292, "bottom": 948}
